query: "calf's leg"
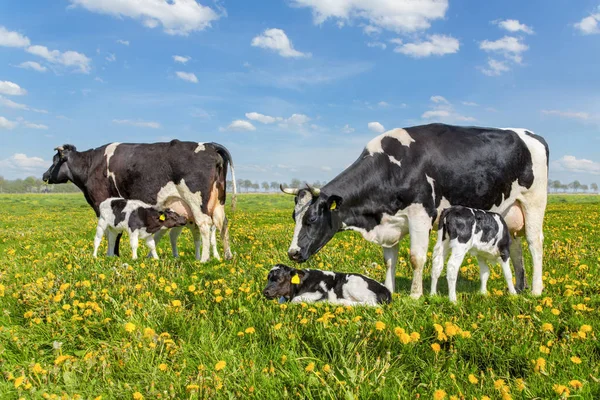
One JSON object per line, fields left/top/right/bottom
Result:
{"left": 477, "top": 257, "right": 490, "bottom": 295}
{"left": 383, "top": 244, "right": 399, "bottom": 294}
{"left": 446, "top": 246, "right": 467, "bottom": 303}
{"left": 93, "top": 218, "right": 107, "bottom": 258}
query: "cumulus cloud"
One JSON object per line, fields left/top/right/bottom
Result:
{"left": 574, "top": 7, "right": 600, "bottom": 35}
{"left": 0, "top": 81, "right": 27, "bottom": 96}
{"left": 462, "top": 101, "right": 478, "bottom": 106}
{"left": 26, "top": 45, "right": 91, "bottom": 73}
{"left": 541, "top": 110, "right": 591, "bottom": 120}
{"left": 494, "top": 19, "right": 534, "bottom": 34}
{"left": 0, "top": 116, "right": 18, "bottom": 130}
{"left": 175, "top": 71, "right": 198, "bottom": 83}
{"left": 0, "top": 96, "right": 28, "bottom": 110}
{"left": 393, "top": 34, "right": 459, "bottom": 58}
{"left": 17, "top": 61, "right": 47, "bottom": 72}
{"left": 112, "top": 119, "right": 161, "bottom": 128}
{"left": 245, "top": 112, "right": 279, "bottom": 124}
{"left": 117, "top": 39, "right": 130, "bottom": 45}
{"left": 173, "top": 55, "right": 190, "bottom": 64}
{"left": 23, "top": 122, "right": 49, "bottom": 130}
{"left": 0, "top": 153, "right": 48, "bottom": 174}
{"left": 552, "top": 155, "right": 600, "bottom": 175}
{"left": 251, "top": 28, "right": 310, "bottom": 58}
{"left": 0, "top": 26, "right": 31, "bottom": 47}
{"left": 285, "top": 113, "right": 310, "bottom": 125}
{"left": 367, "top": 41, "right": 386, "bottom": 50}
{"left": 225, "top": 120, "right": 256, "bottom": 132}
{"left": 290, "top": 0, "right": 449, "bottom": 33}
{"left": 68, "top": 0, "right": 221, "bottom": 36}
{"left": 479, "top": 36, "right": 528, "bottom": 63}
{"left": 368, "top": 121, "right": 385, "bottom": 133}
{"left": 422, "top": 96, "right": 475, "bottom": 122}
{"left": 430, "top": 95, "right": 449, "bottom": 104}
{"left": 479, "top": 58, "right": 510, "bottom": 76}
{"left": 106, "top": 53, "right": 116, "bottom": 62}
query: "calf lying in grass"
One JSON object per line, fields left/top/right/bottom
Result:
{"left": 263, "top": 264, "right": 391, "bottom": 306}
{"left": 431, "top": 205, "right": 517, "bottom": 302}
{"left": 93, "top": 198, "right": 187, "bottom": 259}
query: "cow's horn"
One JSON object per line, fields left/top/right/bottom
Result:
{"left": 280, "top": 184, "right": 299, "bottom": 195}
{"left": 306, "top": 184, "right": 320, "bottom": 197}
{"left": 54, "top": 146, "right": 64, "bottom": 152}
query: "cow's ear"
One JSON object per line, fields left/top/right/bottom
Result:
{"left": 326, "top": 195, "right": 343, "bottom": 211}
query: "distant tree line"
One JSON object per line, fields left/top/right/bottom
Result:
{"left": 227, "top": 179, "right": 327, "bottom": 193}
{"left": 0, "top": 176, "right": 81, "bottom": 194}
{"left": 548, "top": 180, "right": 598, "bottom": 193}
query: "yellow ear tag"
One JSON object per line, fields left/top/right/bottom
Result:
{"left": 159, "top": 214, "right": 166, "bottom": 221}
{"left": 291, "top": 275, "right": 300, "bottom": 284}
{"left": 330, "top": 201, "right": 337, "bottom": 210}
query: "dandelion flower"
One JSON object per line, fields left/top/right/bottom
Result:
{"left": 580, "top": 325, "right": 592, "bottom": 333}
{"left": 215, "top": 360, "right": 226, "bottom": 371}
{"left": 245, "top": 327, "right": 255, "bottom": 334}
{"left": 570, "top": 356, "right": 581, "bottom": 364}
{"left": 431, "top": 343, "right": 441, "bottom": 353}
{"left": 14, "top": 376, "right": 24, "bottom": 388}
{"left": 124, "top": 322, "right": 136, "bottom": 333}
{"left": 569, "top": 380, "right": 583, "bottom": 389}
{"left": 375, "top": 321, "right": 386, "bottom": 331}
{"left": 305, "top": 362, "right": 315, "bottom": 372}
{"left": 323, "top": 364, "right": 331, "bottom": 373}
{"left": 274, "top": 323, "right": 282, "bottom": 330}
{"left": 158, "top": 364, "right": 167, "bottom": 371}
{"left": 171, "top": 300, "right": 181, "bottom": 307}
{"left": 553, "top": 384, "right": 569, "bottom": 396}
{"left": 132, "top": 392, "right": 144, "bottom": 400}
{"left": 468, "top": 374, "right": 478, "bottom": 384}
{"left": 433, "top": 389, "right": 446, "bottom": 400}
{"left": 541, "top": 323, "right": 553, "bottom": 332}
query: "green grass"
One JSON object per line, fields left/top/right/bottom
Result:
{"left": 0, "top": 193, "right": 598, "bottom": 399}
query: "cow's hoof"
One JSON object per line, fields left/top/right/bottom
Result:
{"left": 225, "top": 251, "right": 233, "bottom": 260}
{"left": 410, "top": 292, "right": 422, "bottom": 300}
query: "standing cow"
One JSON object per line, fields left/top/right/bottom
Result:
{"left": 281, "top": 123, "right": 548, "bottom": 298}
{"left": 42, "top": 140, "right": 237, "bottom": 262}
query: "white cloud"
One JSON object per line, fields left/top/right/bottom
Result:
{"left": 251, "top": 28, "right": 310, "bottom": 58}
{"left": 26, "top": 45, "right": 92, "bottom": 73}
{"left": 422, "top": 109, "right": 450, "bottom": 119}
{"left": 430, "top": 95, "right": 449, "bottom": 104}
{"left": 94, "top": 77, "right": 105, "bottom": 83}
{"left": 0, "top": 96, "right": 28, "bottom": 110}
{"left": 368, "top": 121, "right": 385, "bottom": 133}
{"left": 321, "top": 166, "right": 332, "bottom": 171}
{"left": 175, "top": 71, "right": 198, "bottom": 83}
{"left": 117, "top": 39, "right": 130, "bottom": 46}
{"left": 574, "top": 8, "right": 600, "bottom": 35}
{"left": 17, "top": 61, "right": 47, "bottom": 72}
{"left": 0, "top": 153, "right": 47, "bottom": 173}
{"left": 68, "top": 0, "right": 221, "bottom": 36}
{"left": 24, "top": 122, "right": 49, "bottom": 130}
{"left": 112, "top": 119, "right": 161, "bottom": 128}
{"left": 225, "top": 120, "right": 256, "bottom": 132}
{"left": 393, "top": 34, "right": 459, "bottom": 58}
{"left": 366, "top": 41, "right": 387, "bottom": 50}
{"left": 378, "top": 101, "right": 389, "bottom": 107}
{"left": 341, "top": 124, "right": 354, "bottom": 133}
{"left": 285, "top": 113, "right": 310, "bottom": 125}
{"left": 173, "top": 55, "right": 190, "bottom": 64}
{"left": 0, "top": 26, "right": 31, "bottom": 47}
{"left": 0, "top": 81, "right": 27, "bottom": 96}
{"left": 479, "top": 58, "right": 510, "bottom": 76}
{"left": 291, "top": 0, "right": 449, "bottom": 33}
{"left": 553, "top": 155, "right": 600, "bottom": 175}
{"left": 0, "top": 116, "right": 18, "bottom": 130}
{"left": 541, "top": 110, "right": 591, "bottom": 120}
{"left": 494, "top": 19, "right": 534, "bottom": 34}
{"left": 462, "top": 101, "right": 478, "bottom": 106}
{"left": 479, "top": 36, "right": 528, "bottom": 63}
{"left": 106, "top": 53, "right": 116, "bottom": 62}
{"left": 245, "top": 112, "right": 279, "bottom": 124}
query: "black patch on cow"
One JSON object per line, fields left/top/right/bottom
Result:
{"left": 109, "top": 198, "right": 127, "bottom": 226}
{"left": 128, "top": 207, "right": 163, "bottom": 234}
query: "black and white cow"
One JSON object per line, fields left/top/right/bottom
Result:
{"left": 263, "top": 264, "right": 391, "bottom": 306}
{"left": 281, "top": 123, "right": 548, "bottom": 298}
{"left": 42, "top": 140, "right": 237, "bottom": 262}
{"left": 94, "top": 198, "right": 188, "bottom": 260}
{"left": 430, "top": 206, "right": 516, "bottom": 302}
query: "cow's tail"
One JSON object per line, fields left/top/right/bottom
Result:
{"left": 211, "top": 142, "right": 237, "bottom": 211}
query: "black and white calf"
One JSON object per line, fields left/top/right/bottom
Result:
{"left": 263, "top": 264, "right": 391, "bottom": 306}
{"left": 93, "top": 198, "right": 187, "bottom": 259}
{"left": 430, "top": 206, "right": 517, "bottom": 302}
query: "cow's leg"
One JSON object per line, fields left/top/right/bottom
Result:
{"left": 509, "top": 238, "right": 528, "bottom": 293}
{"left": 130, "top": 231, "right": 139, "bottom": 260}
{"left": 430, "top": 234, "right": 448, "bottom": 295}
{"left": 383, "top": 244, "right": 399, "bottom": 293}
{"left": 213, "top": 204, "right": 232, "bottom": 260}
{"left": 210, "top": 225, "right": 220, "bottom": 260}
{"left": 107, "top": 229, "right": 117, "bottom": 257}
{"left": 145, "top": 236, "right": 159, "bottom": 260}
{"left": 446, "top": 246, "right": 467, "bottom": 303}
{"left": 521, "top": 203, "right": 546, "bottom": 296}
{"left": 189, "top": 224, "right": 202, "bottom": 260}
{"left": 198, "top": 223, "right": 211, "bottom": 262}
{"left": 477, "top": 257, "right": 490, "bottom": 295}
{"left": 169, "top": 225, "right": 185, "bottom": 258}
{"left": 500, "top": 257, "right": 517, "bottom": 295}
{"left": 93, "top": 219, "right": 107, "bottom": 258}
{"left": 408, "top": 216, "right": 432, "bottom": 299}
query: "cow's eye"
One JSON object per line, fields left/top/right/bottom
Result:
{"left": 307, "top": 214, "right": 318, "bottom": 224}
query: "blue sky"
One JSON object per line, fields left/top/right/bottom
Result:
{"left": 1, "top": 0, "right": 599, "bottom": 186}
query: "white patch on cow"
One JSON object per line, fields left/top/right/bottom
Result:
{"left": 288, "top": 191, "right": 313, "bottom": 254}
{"left": 291, "top": 291, "right": 324, "bottom": 303}
{"left": 322, "top": 271, "right": 335, "bottom": 277}
{"left": 104, "top": 142, "right": 122, "bottom": 197}
{"left": 426, "top": 175, "right": 435, "bottom": 204}
{"left": 342, "top": 276, "right": 379, "bottom": 306}
{"left": 319, "top": 281, "right": 328, "bottom": 292}
{"left": 388, "top": 155, "right": 402, "bottom": 167}
{"left": 365, "top": 128, "right": 415, "bottom": 156}
{"left": 195, "top": 142, "right": 205, "bottom": 153}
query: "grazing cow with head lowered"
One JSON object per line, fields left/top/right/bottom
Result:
{"left": 281, "top": 123, "right": 548, "bottom": 298}
{"left": 42, "top": 140, "right": 237, "bottom": 262}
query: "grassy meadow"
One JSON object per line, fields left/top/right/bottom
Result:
{"left": 0, "top": 193, "right": 599, "bottom": 399}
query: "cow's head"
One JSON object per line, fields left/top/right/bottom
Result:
{"left": 42, "top": 145, "right": 77, "bottom": 184}
{"left": 262, "top": 264, "right": 305, "bottom": 300}
{"left": 280, "top": 184, "right": 343, "bottom": 263}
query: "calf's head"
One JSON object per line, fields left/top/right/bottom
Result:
{"left": 158, "top": 209, "right": 188, "bottom": 229}
{"left": 42, "top": 145, "right": 77, "bottom": 184}
{"left": 262, "top": 264, "right": 305, "bottom": 300}
{"left": 280, "top": 185, "right": 343, "bottom": 263}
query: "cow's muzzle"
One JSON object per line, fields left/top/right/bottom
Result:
{"left": 288, "top": 249, "right": 306, "bottom": 263}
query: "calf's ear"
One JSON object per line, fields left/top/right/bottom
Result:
{"left": 158, "top": 212, "right": 166, "bottom": 222}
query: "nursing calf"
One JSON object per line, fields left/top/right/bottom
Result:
{"left": 93, "top": 198, "right": 187, "bottom": 259}
{"left": 430, "top": 206, "right": 517, "bottom": 302}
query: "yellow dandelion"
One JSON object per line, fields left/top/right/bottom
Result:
{"left": 515, "top": 378, "right": 525, "bottom": 391}
{"left": 433, "top": 389, "right": 446, "bottom": 400}
{"left": 305, "top": 362, "right": 315, "bottom": 372}
{"left": 300, "top": 318, "right": 308, "bottom": 324}
{"left": 539, "top": 345, "right": 550, "bottom": 354}
{"left": 569, "top": 380, "right": 583, "bottom": 389}
{"left": 551, "top": 308, "right": 560, "bottom": 316}
{"left": 553, "top": 384, "right": 569, "bottom": 396}
{"left": 14, "top": 376, "right": 24, "bottom": 388}
{"left": 188, "top": 285, "right": 196, "bottom": 292}
{"left": 541, "top": 323, "right": 553, "bottom": 332}
{"left": 124, "top": 322, "right": 136, "bottom": 333}
{"left": 323, "top": 364, "right": 331, "bottom": 373}
{"left": 468, "top": 374, "right": 478, "bottom": 384}
{"left": 171, "top": 300, "right": 182, "bottom": 307}
{"left": 580, "top": 325, "right": 592, "bottom": 333}
{"left": 410, "top": 332, "right": 420, "bottom": 342}
{"left": 245, "top": 327, "right": 255, "bottom": 334}
{"left": 274, "top": 323, "right": 282, "bottom": 330}
{"left": 534, "top": 357, "right": 546, "bottom": 373}
{"left": 352, "top": 316, "right": 362, "bottom": 322}
{"left": 375, "top": 321, "right": 386, "bottom": 331}
{"left": 394, "top": 327, "right": 405, "bottom": 336}
{"left": 186, "top": 384, "right": 200, "bottom": 391}
{"left": 494, "top": 379, "right": 506, "bottom": 390}
{"left": 215, "top": 360, "right": 226, "bottom": 371}
{"left": 132, "top": 392, "right": 144, "bottom": 400}
{"left": 399, "top": 332, "right": 411, "bottom": 344}
{"left": 431, "top": 343, "right": 441, "bottom": 353}
{"left": 215, "top": 296, "right": 223, "bottom": 303}
{"left": 158, "top": 364, "right": 167, "bottom": 372}
{"left": 570, "top": 356, "right": 581, "bottom": 364}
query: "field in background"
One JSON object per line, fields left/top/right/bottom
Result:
{"left": 0, "top": 193, "right": 598, "bottom": 399}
